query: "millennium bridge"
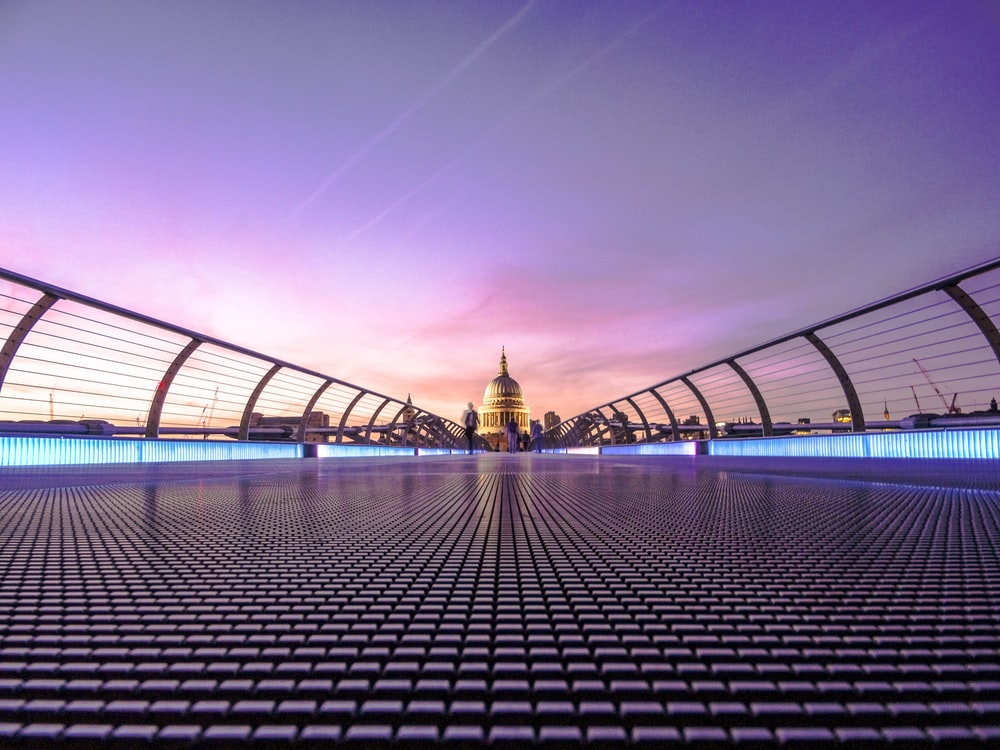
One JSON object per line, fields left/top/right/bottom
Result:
{"left": 0, "top": 263, "right": 998, "bottom": 747}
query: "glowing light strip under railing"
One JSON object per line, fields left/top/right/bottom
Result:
{"left": 600, "top": 441, "right": 700, "bottom": 456}
{"left": 314, "top": 444, "right": 419, "bottom": 458}
{"left": 0, "top": 436, "right": 302, "bottom": 467}
{"left": 6, "top": 428, "right": 996, "bottom": 466}
{"left": 706, "top": 428, "right": 1000, "bottom": 460}
{"left": 591, "top": 428, "right": 1000, "bottom": 459}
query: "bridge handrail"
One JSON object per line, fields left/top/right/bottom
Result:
{"left": 551, "top": 257, "right": 1000, "bottom": 448}
{"left": 0, "top": 267, "right": 465, "bottom": 449}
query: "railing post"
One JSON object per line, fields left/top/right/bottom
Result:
{"left": 592, "top": 407, "right": 614, "bottom": 445}
{"left": 0, "top": 293, "right": 58, "bottom": 394}
{"left": 610, "top": 405, "right": 634, "bottom": 444}
{"left": 649, "top": 389, "right": 680, "bottom": 442}
{"left": 625, "top": 396, "right": 652, "bottom": 443}
{"left": 146, "top": 340, "right": 201, "bottom": 438}
{"left": 944, "top": 283, "right": 1000, "bottom": 369}
{"left": 365, "top": 398, "right": 392, "bottom": 444}
{"left": 804, "top": 331, "right": 865, "bottom": 432}
{"left": 728, "top": 359, "right": 773, "bottom": 436}
{"left": 556, "top": 420, "right": 576, "bottom": 448}
{"left": 336, "top": 391, "right": 367, "bottom": 444}
{"left": 298, "top": 379, "right": 333, "bottom": 443}
{"left": 680, "top": 377, "right": 717, "bottom": 440}
{"left": 239, "top": 364, "right": 282, "bottom": 440}
{"left": 578, "top": 416, "right": 598, "bottom": 447}
{"left": 386, "top": 403, "right": 411, "bottom": 446}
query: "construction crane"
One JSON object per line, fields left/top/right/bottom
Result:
{"left": 199, "top": 387, "right": 219, "bottom": 428}
{"left": 912, "top": 359, "right": 960, "bottom": 414}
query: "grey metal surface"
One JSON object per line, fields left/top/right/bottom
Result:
{"left": 0, "top": 454, "right": 997, "bottom": 746}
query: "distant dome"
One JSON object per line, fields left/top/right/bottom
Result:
{"left": 484, "top": 376, "right": 522, "bottom": 401}
{"left": 477, "top": 348, "right": 531, "bottom": 447}
{"left": 483, "top": 349, "right": 525, "bottom": 406}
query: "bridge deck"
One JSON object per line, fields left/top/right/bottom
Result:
{"left": 0, "top": 453, "right": 998, "bottom": 747}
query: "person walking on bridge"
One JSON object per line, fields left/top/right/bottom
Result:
{"left": 461, "top": 403, "right": 479, "bottom": 454}
{"left": 530, "top": 420, "right": 543, "bottom": 453}
{"left": 506, "top": 417, "right": 520, "bottom": 454}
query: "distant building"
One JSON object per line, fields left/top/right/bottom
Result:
{"left": 251, "top": 411, "right": 329, "bottom": 442}
{"left": 832, "top": 408, "right": 852, "bottom": 432}
{"left": 401, "top": 394, "right": 416, "bottom": 423}
{"left": 478, "top": 348, "right": 530, "bottom": 451}
{"left": 681, "top": 414, "right": 706, "bottom": 440}
{"left": 544, "top": 411, "right": 560, "bottom": 431}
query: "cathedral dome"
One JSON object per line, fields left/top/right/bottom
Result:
{"left": 483, "top": 349, "right": 525, "bottom": 406}
{"left": 477, "top": 348, "right": 531, "bottom": 448}
{"left": 484, "top": 376, "right": 522, "bottom": 401}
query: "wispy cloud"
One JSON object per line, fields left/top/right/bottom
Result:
{"left": 345, "top": 2, "right": 675, "bottom": 241}
{"left": 291, "top": 1, "right": 537, "bottom": 219}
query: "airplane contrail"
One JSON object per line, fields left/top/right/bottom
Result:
{"left": 291, "top": 1, "right": 537, "bottom": 219}
{"left": 346, "top": 3, "right": 674, "bottom": 241}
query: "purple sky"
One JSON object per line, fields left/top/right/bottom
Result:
{"left": 2, "top": 0, "right": 999, "bottom": 423}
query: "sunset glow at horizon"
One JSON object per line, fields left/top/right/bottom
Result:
{"left": 2, "top": 0, "right": 999, "bottom": 424}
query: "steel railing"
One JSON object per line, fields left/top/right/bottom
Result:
{"left": 0, "top": 268, "right": 472, "bottom": 450}
{"left": 551, "top": 258, "right": 1000, "bottom": 448}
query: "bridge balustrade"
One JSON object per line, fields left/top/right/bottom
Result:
{"left": 0, "top": 268, "right": 464, "bottom": 450}
{"left": 554, "top": 259, "right": 1000, "bottom": 448}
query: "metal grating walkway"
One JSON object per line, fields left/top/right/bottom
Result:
{"left": 0, "top": 453, "right": 998, "bottom": 747}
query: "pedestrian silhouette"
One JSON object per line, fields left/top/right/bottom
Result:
{"left": 506, "top": 417, "right": 520, "bottom": 453}
{"left": 530, "top": 421, "right": 543, "bottom": 452}
{"left": 461, "top": 403, "right": 479, "bottom": 454}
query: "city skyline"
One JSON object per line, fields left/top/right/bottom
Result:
{"left": 2, "top": 1, "right": 999, "bottom": 421}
